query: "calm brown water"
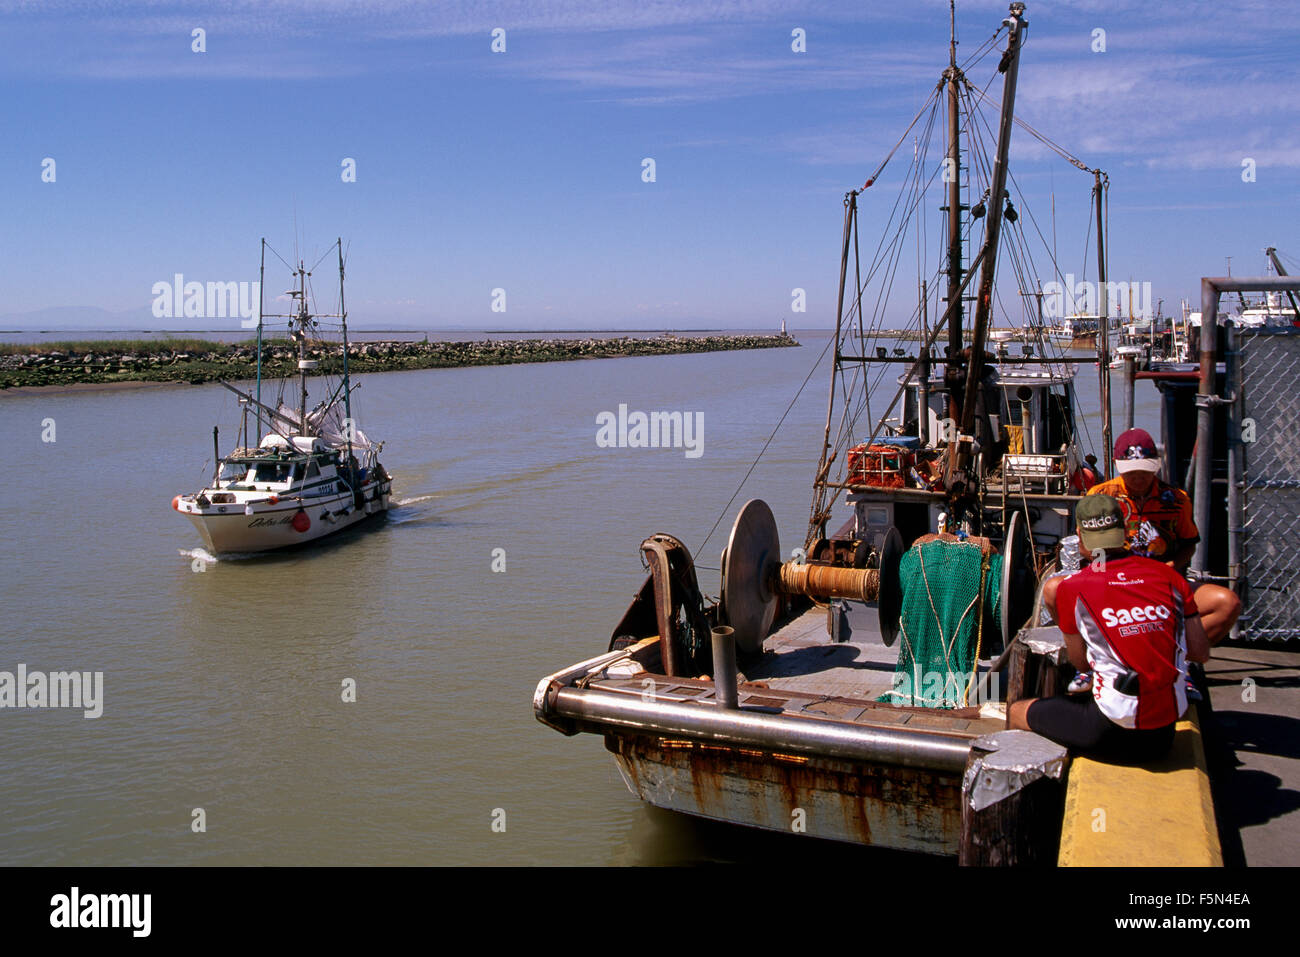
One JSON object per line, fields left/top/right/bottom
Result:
{"left": 0, "top": 332, "right": 1163, "bottom": 864}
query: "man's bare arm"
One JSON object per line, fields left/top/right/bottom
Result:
{"left": 1063, "top": 630, "right": 1089, "bottom": 672}
{"left": 1043, "top": 575, "right": 1063, "bottom": 624}
{"left": 1185, "top": 613, "right": 1210, "bottom": 664}
{"left": 1169, "top": 539, "right": 1197, "bottom": 572}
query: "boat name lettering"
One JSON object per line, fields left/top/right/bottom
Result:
{"left": 247, "top": 516, "right": 294, "bottom": 528}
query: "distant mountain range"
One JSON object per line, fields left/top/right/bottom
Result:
{"left": 0, "top": 305, "right": 431, "bottom": 333}
{"left": 0, "top": 306, "right": 162, "bottom": 331}
{"left": 0, "top": 305, "right": 761, "bottom": 334}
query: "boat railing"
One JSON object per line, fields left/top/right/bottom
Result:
{"left": 999, "top": 453, "right": 1069, "bottom": 494}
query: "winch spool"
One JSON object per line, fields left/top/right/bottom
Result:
{"left": 1000, "top": 509, "right": 1036, "bottom": 647}
{"left": 876, "top": 527, "right": 905, "bottom": 647}
{"left": 777, "top": 563, "right": 879, "bottom": 602}
{"left": 721, "top": 499, "right": 889, "bottom": 654}
{"left": 721, "top": 500, "right": 781, "bottom": 654}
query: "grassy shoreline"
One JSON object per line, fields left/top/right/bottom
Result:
{"left": 0, "top": 333, "right": 799, "bottom": 390}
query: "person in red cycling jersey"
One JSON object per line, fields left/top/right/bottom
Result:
{"left": 1009, "top": 495, "right": 1210, "bottom": 762}
{"left": 1088, "top": 427, "right": 1240, "bottom": 645}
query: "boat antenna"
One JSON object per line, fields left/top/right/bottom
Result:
{"left": 949, "top": 0, "right": 957, "bottom": 68}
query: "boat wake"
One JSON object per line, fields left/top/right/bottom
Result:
{"left": 177, "top": 546, "right": 264, "bottom": 563}
{"left": 178, "top": 547, "right": 219, "bottom": 564}
{"left": 393, "top": 494, "right": 439, "bottom": 507}
{"left": 387, "top": 492, "right": 461, "bottom": 529}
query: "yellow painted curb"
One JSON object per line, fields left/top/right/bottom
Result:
{"left": 1058, "top": 708, "right": 1222, "bottom": 867}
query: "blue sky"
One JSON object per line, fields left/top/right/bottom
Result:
{"left": 2, "top": 0, "right": 1298, "bottom": 330}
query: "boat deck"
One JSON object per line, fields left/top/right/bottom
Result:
{"left": 749, "top": 601, "right": 1000, "bottom": 709}
{"left": 748, "top": 601, "right": 906, "bottom": 701}
{"left": 587, "top": 601, "right": 1005, "bottom": 738}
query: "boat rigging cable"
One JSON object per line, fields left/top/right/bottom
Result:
{"left": 692, "top": 91, "right": 944, "bottom": 560}
{"left": 804, "top": 14, "right": 1103, "bottom": 541}
{"left": 692, "top": 10, "right": 1104, "bottom": 560}
{"left": 692, "top": 330, "right": 838, "bottom": 561}
{"left": 858, "top": 21, "right": 1007, "bottom": 193}
{"left": 962, "top": 78, "right": 1097, "bottom": 458}
{"left": 256, "top": 240, "right": 357, "bottom": 439}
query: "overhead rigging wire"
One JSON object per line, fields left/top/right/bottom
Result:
{"left": 963, "top": 78, "right": 1097, "bottom": 456}
{"left": 832, "top": 95, "right": 943, "bottom": 457}
{"left": 694, "top": 330, "right": 838, "bottom": 559}
{"left": 723, "top": 30, "right": 1112, "bottom": 550}
{"left": 835, "top": 98, "right": 947, "bottom": 462}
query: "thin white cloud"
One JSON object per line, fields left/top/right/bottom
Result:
{"left": 4, "top": 0, "right": 1299, "bottom": 171}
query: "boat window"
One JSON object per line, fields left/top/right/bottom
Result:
{"left": 1005, "top": 391, "right": 1023, "bottom": 427}
{"left": 252, "top": 462, "right": 294, "bottom": 484}
{"left": 218, "top": 461, "right": 248, "bottom": 482}
{"left": 902, "top": 389, "right": 916, "bottom": 428}
{"left": 1046, "top": 389, "right": 1075, "bottom": 450}
{"left": 306, "top": 461, "right": 320, "bottom": 480}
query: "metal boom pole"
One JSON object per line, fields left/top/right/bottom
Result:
{"left": 953, "top": 3, "right": 1027, "bottom": 464}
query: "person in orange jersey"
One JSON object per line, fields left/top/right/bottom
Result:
{"left": 1087, "top": 428, "right": 1240, "bottom": 645}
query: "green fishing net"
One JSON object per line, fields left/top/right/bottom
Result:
{"left": 877, "top": 539, "right": 1002, "bottom": 709}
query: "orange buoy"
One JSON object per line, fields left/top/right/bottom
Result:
{"left": 172, "top": 495, "right": 181, "bottom": 511}
{"left": 268, "top": 495, "right": 279, "bottom": 505}
{"left": 1069, "top": 466, "right": 1099, "bottom": 492}
{"left": 291, "top": 510, "right": 311, "bottom": 533}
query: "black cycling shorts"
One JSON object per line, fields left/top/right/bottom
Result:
{"left": 1026, "top": 692, "right": 1175, "bottom": 763}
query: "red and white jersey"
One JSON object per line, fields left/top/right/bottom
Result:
{"left": 1055, "top": 554, "right": 1199, "bottom": 729}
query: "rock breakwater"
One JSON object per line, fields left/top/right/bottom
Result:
{"left": 0, "top": 333, "right": 799, "bottom": 390}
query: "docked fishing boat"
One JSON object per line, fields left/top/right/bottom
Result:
{"left": 173, "top": 239, "right": 392, "bottom": 554}
{"left": 1108, "top": 306, "right": 1191, "bottom": 370}
{"left": 1046, "top": 313, "right": 1103, "bottom": 347}
{"left": 534, "top": 3, "right": 1126, "bottom": 860}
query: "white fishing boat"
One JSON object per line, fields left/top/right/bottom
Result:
{"left": 173, "top": 239, "right": 392, "bottom": 554}
{"left": 1046, "top": 313, "right": 1103, "bottom": 346}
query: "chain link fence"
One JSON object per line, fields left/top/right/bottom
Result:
{"left": 1237, "top": 326, "right": 1300, "bottom": 641}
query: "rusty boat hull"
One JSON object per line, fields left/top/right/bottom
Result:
{"left": 534, "top": 598, "right": 1008, "bottom": 855}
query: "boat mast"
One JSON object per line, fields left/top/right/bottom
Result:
{"left": 297, "top": 260, "right": 310, "bottom": 430}
{"left": 949, "top": 2, "right": 1028, "bottom": 486}
{"left": 810, "top": 191, "right": 857, "bottom": 541}
{"left": 1094, "top": 169, "right": 1113, "bottom": 475}
{"left": 943, "top": 0, "right": 965, "bottom": 425}
{"left": 337, "top": 238, "right": 353, "bottom": 463}
{"left": 256, "top": 238, "right": 266, "bottom": 443}
{"left": 919, "top": 278, "right": 929, "bottom": 444}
